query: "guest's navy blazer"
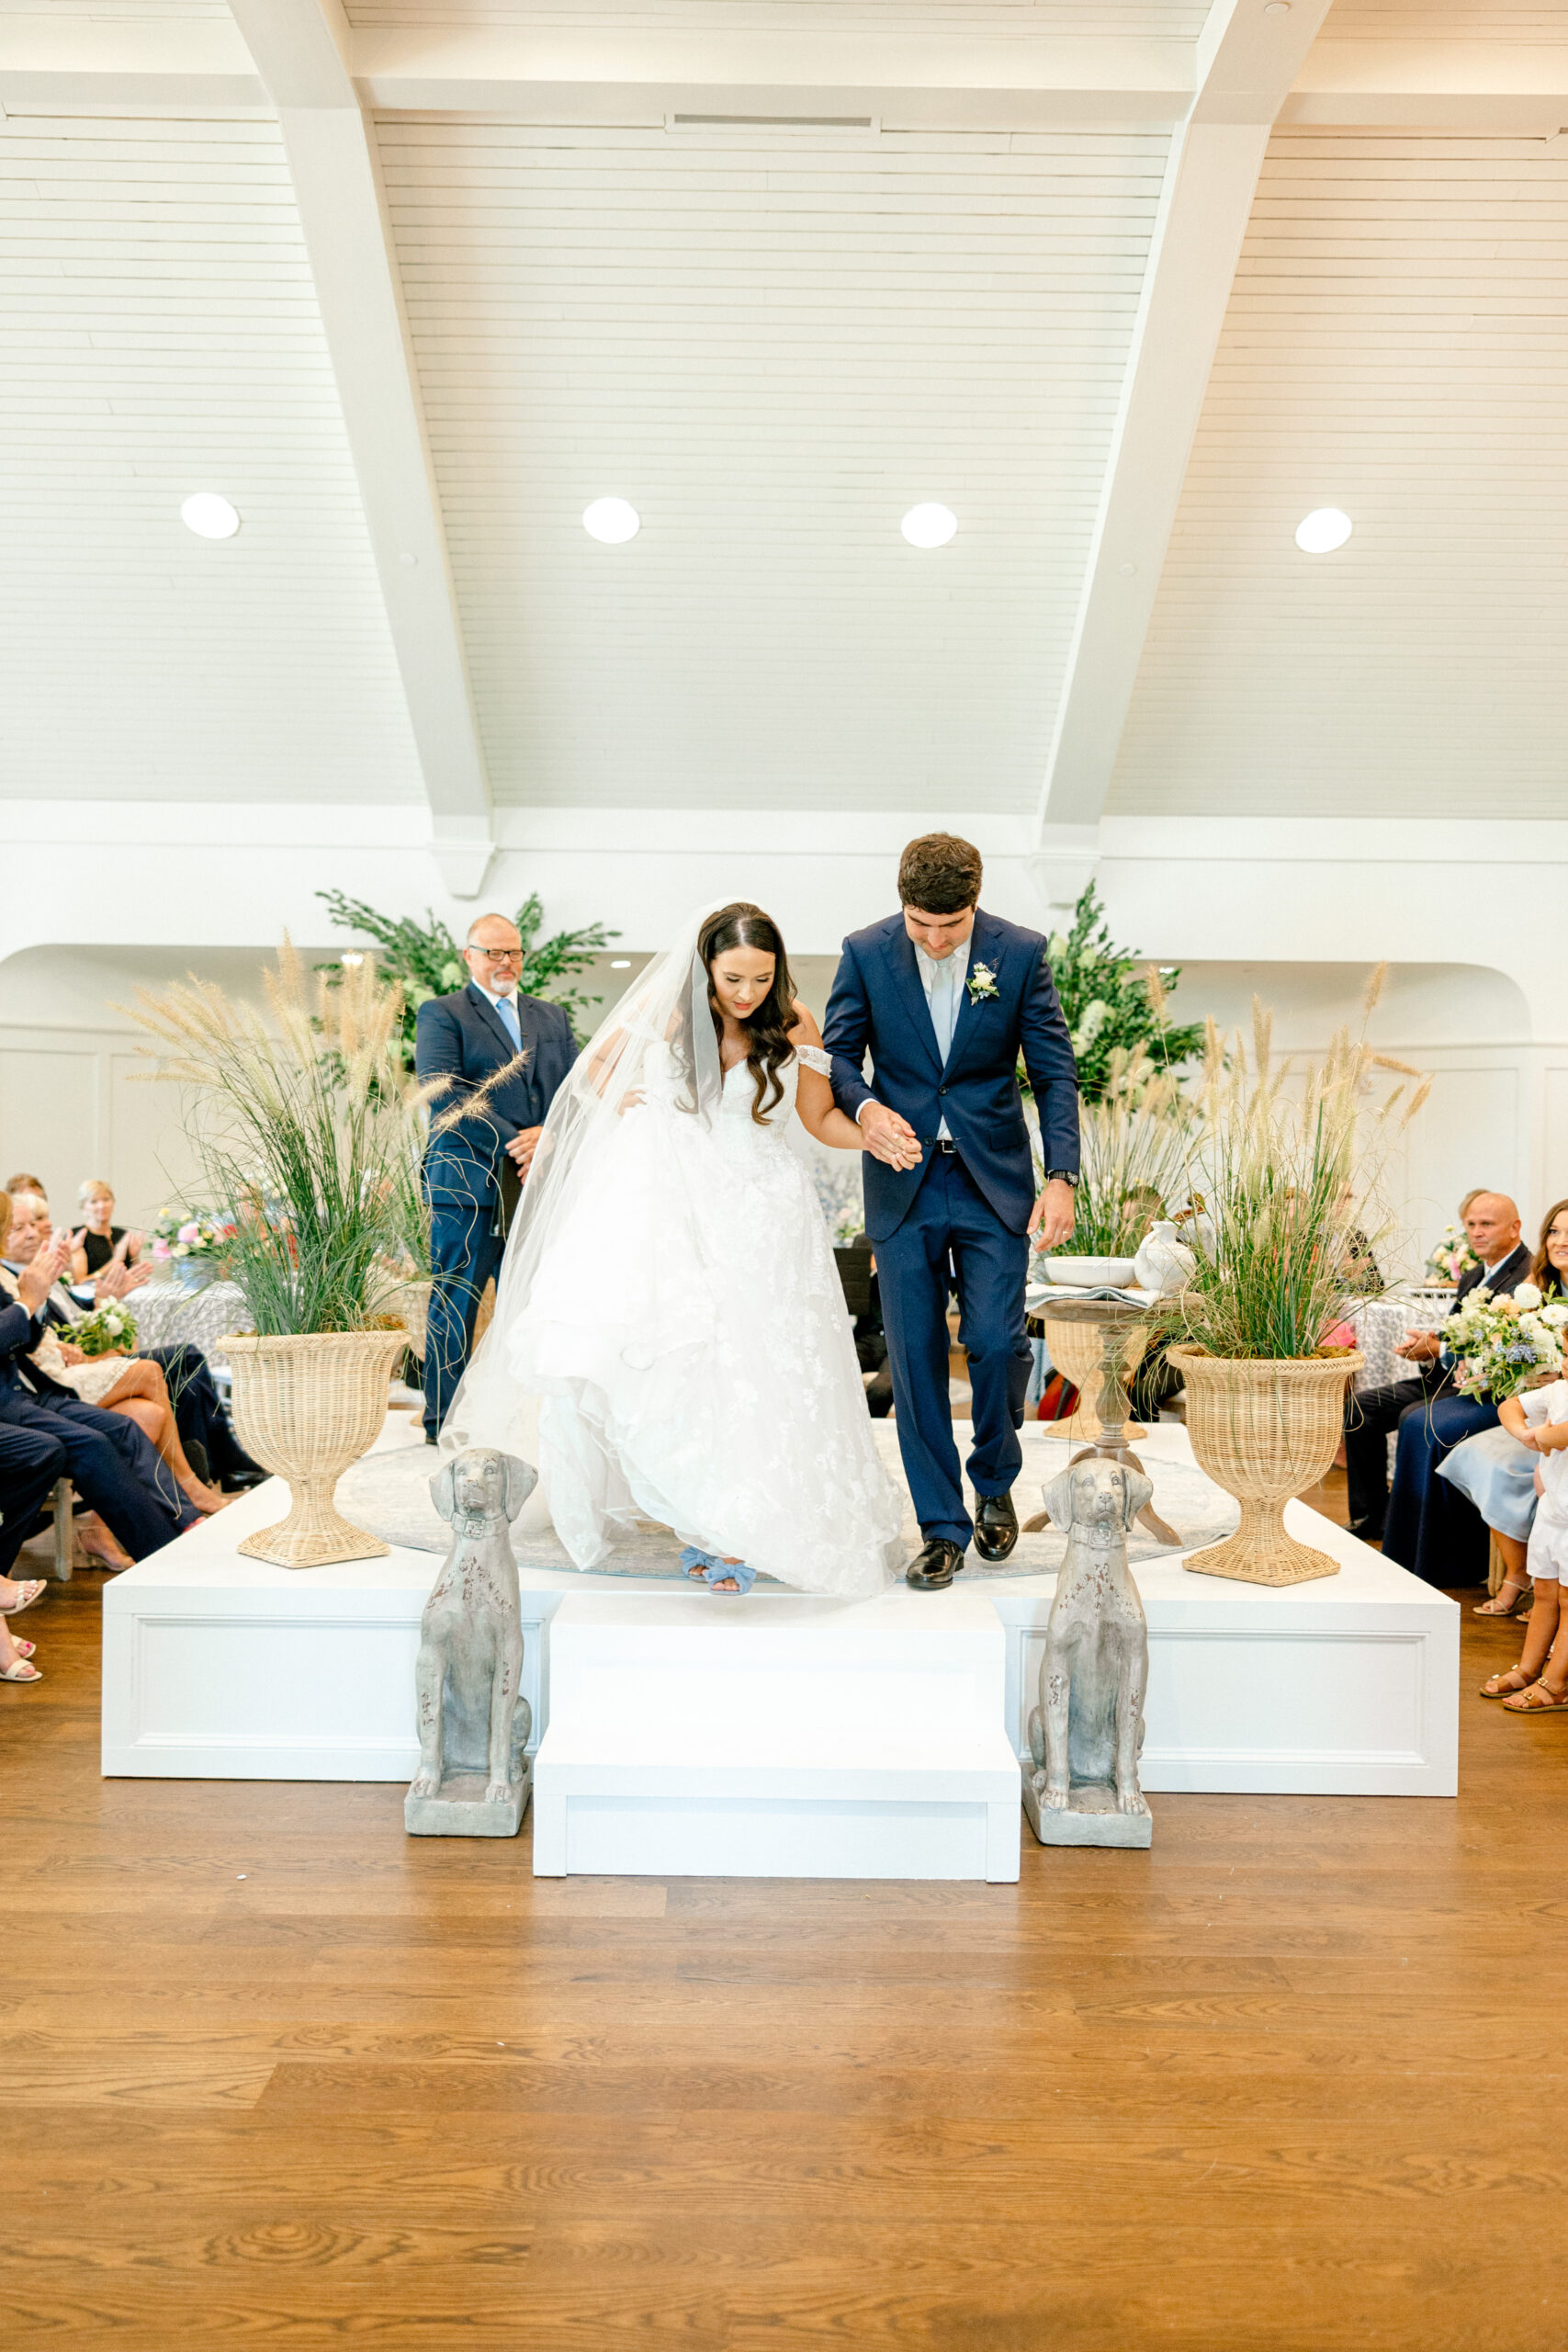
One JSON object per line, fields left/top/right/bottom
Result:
{"left": 824, "top": 908, "right": 1080, "bottom": 1242}
{"left": 415, "top": 983, "right": 579, "bottom": 1207}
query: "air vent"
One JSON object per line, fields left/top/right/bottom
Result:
{"left": 669, "top": 114, "right": 877, "bottom": 131}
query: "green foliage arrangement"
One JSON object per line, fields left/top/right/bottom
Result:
{"left": 125, "top": 945, "right": 435, "bottom": 1336}
{"left": 316, "top": 889, "right": 619, "bottom": 1065}
{"left": 1156, "top": 974, "right": 1429, "bottom": 1362}
{"left": 1042, "top": 883, "right": 1205, "bottom": 1104}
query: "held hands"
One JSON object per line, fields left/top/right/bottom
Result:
{"left": 1395, "top": 1330, "right": 1441, "bottom": 1363}
{"left": 57, "top": 1341, "right": 87, "bottom": 1367}
{"left": 505, "top": 1125, "right": 545, "bottom": 1178}
{"left": 1028, "top": 1178, "right": 1077, "bottom": 1253}
{"left": 859, "top": 1102, "right": 922, "bottom": 1172}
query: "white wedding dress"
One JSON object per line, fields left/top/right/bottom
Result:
{"left": 444, "top": 908, "right": 905, "bottom": 1600}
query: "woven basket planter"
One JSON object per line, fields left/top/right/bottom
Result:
{"left": 1168, "top": 1345, "right": 1362, "bottom": 1587}
{"left": 1039, "top": 1309, "right": 1150, "bottom": 1443}
{"left": 368, "top": 1270, "right": 433, "bottom": 1363}
{"left": 222, "top": 1329, "right": 410, "bottom": 1567}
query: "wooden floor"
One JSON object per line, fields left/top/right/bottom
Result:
{"left": 5, "top": 1481, "right": 1563, "bottom": 2352}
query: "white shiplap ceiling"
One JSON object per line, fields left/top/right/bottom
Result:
{"left": 0, "top": 112, "right": 423, "bottom": 803}
{"left": 1110, "top": 130, "right": 1568, "bottom": 820}
{"left": 0, "top": 2, "right": 1565, "bottom": 829}
{"left": 382, "top": 118, "right": 1168, "bottom": 812}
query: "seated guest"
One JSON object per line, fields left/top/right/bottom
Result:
{"left": 1486, "top": 1365, "right": 1568, "bottom": 1713}
{"left": 1344, "top": 1192, "right": 1530, "bottom": 1581}
{"left": 0, "top": 1419, "right": 66, "bottom": 1607}
{"left": 1443, "top": 1197, "right": 1568, "bottom": 1621}
{"left": 6, "top": 1171, "right": 46, "bottom": 1206}
{"left": 0, "top": 1225, "right": 193, "bottom": 1566}
{"left": 4, "top": 1192, "right": 260, "bottom": 1494}
{"left": 69, "top": 1180, "right": 142, "bottom": 1280}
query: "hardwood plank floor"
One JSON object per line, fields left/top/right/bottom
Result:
{"left": 3, "top": 1491, "right": 1562, "bottom": 2351}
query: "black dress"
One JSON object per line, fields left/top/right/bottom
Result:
{"left": 80, "top": 1227, "right": 129, "bottom": 1273}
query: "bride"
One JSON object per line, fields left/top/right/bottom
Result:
{"left": 444, "top": 901, "right": 916, "bottom": 1598}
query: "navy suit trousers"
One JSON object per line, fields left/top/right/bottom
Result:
{"left": 872, "top": 1152, "right": 1032, "bottom": 1544}
{"left": 1381, "top": 1390, "right": 1497, "bottom": 1586}
{"left": 0, "top": 1417, "right": 67, "bottom": 1576}
{"left": 0, "top": 1389, "right": 186, "bottom": 1559}
{"left": 423, "top": 1198, "right": 508, "bottom": 1440}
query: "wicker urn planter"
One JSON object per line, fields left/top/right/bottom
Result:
{"left": 1167, "top": 1344, "right": 1363, "bottom": 1587}
{"left": 222, "top": 1329, "right": 410, "bottom": 1567}
{"left": 1039, "top": 1308, "right": 1150, "bottom": 1442}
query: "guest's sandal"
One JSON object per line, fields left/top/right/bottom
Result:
{"left": 679, "top": 1545, "right": 756, "bottom": 1595}
{"left": 0, "top": 1657, "right": 42, "bottom": 1683}
{"left": 1481, "top": 1663, "right": 1537, "bottom": 1698}
{"left": 1500, "top": 1678, "right": 1568, "bottom": 1713}
{"left": 1473, "top": 1581, "right": 1531, "bottom": 1618}
{"left": 0, "top": 1580, "right": 46, "bottom": 1616}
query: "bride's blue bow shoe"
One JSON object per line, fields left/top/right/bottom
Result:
{"left": 679, "top": 1545, "right": 757, "bottom": 1595}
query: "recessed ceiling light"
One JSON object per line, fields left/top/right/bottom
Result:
{"left": 901, "top": 503, "right": 958, "bottom": 549}
{"left": 583, "top": 498, "right": 640, "bottom": 544}
{"left": 180, "top": 492, "right": 240, "bottom": 540}
{"left": 610, "top": 959, "right": 632, "bottom": 969}
{"left": 1264, "top": 3, "right": 1292, "bottom": 16}
{"left": 341, "top": 953, "right": 365, "bottom": 967}
{"left": 1295, "top": 507, "right": 1353, "bottom": 554}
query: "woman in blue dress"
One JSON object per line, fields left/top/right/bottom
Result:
{"left": 1441, "top": 1199, "right": 1568, "bottom": 1642}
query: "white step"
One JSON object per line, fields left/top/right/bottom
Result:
{"left": 532, "top": 1585, "right": 1021, "bottom": 1883}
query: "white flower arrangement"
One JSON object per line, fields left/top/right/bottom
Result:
{"left": 71, "top": 1302, "right": 137, "bottom": 1360}
{"left": 1424, "top": 1224, "right": 1480, "bottom": 1286}
{"left": 965, "top": 961, "right": 999, "bottom": 1005}
{"left": 1442, "top": 1283, "right": 1565, "bottom": 1403}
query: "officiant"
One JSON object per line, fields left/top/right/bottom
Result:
{"left": 416, "top": 911, "right": 579, "bottom": 1443}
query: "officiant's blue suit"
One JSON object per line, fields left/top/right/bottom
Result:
{"left": 416, "top": 981, "right": 578, "bottom": 1439}
{"left": 825, "top": 909, "right": 1080, "bottom": 1547}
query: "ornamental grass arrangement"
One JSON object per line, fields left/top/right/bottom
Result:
{"left": 1160, "top": 972, "right": 1430, "bottom": 1364}
{"left": 1061, "top": 1045, "right": 1190, "bottom": 1260}
{"left": 125, "top": 942, "right": 433, "bottom": 1338}
{"left": 1156, "top": 971, "right": 1435, "bottom": 1588}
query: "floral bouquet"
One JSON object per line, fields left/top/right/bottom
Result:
{"left": 148, "top": 1206, "right": 235, "bottom": 1264}
{"left": 70, "top": 1301, "right": 137, "bottom": 1359}
{"left": 1424, "top": 1225, "right": 1479, "bottom": 1286}
{"left": 1443, "top": 1282, "right": 1568, "bottom": 1403}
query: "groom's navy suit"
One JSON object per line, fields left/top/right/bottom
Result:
{"left": 825, "top": 908, "right": 1080, "bottom": 1547}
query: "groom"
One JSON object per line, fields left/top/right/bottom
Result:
{"left": 825, "top": 834, "right": 1080, "bottom": 1589}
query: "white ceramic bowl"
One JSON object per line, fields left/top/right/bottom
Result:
{"left": 1037, "top": 1255, "right": 1138, "bottom": 1288}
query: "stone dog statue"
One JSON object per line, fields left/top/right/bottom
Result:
{"left": 1024, "top": 1457, "right": 1154, "bottom": 1849}
{"left": 405, "top": 1447, "right": 537, "bottom": 1838}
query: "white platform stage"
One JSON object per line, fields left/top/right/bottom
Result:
{"left": 101, "top": 1416, "right": 1458, "bottom": 1882}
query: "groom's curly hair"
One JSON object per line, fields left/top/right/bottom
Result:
{"left": 699, "top": 903, "right": 797, "bottom": 1126}
{"left": 898, "top": 833, "right": 982, "bottom": 913}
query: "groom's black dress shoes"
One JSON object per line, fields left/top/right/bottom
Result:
{"left": 907, "top": 1537, "right": 965, "bottom": 1591}
{"left": 973, "top": 1491, "right": 1019, "bottom": 1563}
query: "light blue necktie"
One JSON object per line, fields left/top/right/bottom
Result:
{"left": 493, "top": 991, "right": 522, "bottom": 1055}
{"left": 930, "top": 956, "right": 959, "bottom": 1065}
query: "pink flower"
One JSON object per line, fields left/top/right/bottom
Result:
{"left": 176, "top": 1222, "right": 201, "bottom": 1245}
{"left": 151, "top": 1238, "right": 171, "bottom": 1260}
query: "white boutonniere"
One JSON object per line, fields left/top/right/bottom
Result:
{"left": 965, "top": 962, "right": 998, "bottom": 1004}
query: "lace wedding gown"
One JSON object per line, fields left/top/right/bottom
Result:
{"left": 491, "top": 1043, "right": 905, "bottom": 1598}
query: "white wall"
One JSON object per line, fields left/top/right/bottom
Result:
{"left": 5, "top": 814, "right": 1565, "bottom": 1262}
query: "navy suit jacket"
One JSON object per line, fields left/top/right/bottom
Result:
{"left": 0, "top": 1294, "right": 54, "bottom": 1396}
{"left": 415, "top": 983, "right": 579, "bottom": 1207}
{"left": 824, "top": 908, "right": 1080, "bottom": 1242}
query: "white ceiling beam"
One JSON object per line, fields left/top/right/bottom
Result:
{"left": 225, "top": 0, "right": 495, "bottom": 898}
{"left": 6, "top": 18, "right": 1564, "bottom": 133}
{"left": 1032, "top": 0, "right": 1334, "bottom": 898}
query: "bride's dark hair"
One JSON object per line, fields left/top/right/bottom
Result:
{"left": 699, "top": 902, "right": 796, "bottom": 1125}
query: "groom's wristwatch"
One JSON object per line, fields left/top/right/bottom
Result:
{"left": 1043, "top": 1170, "right": 1078, "bottom": 1189}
